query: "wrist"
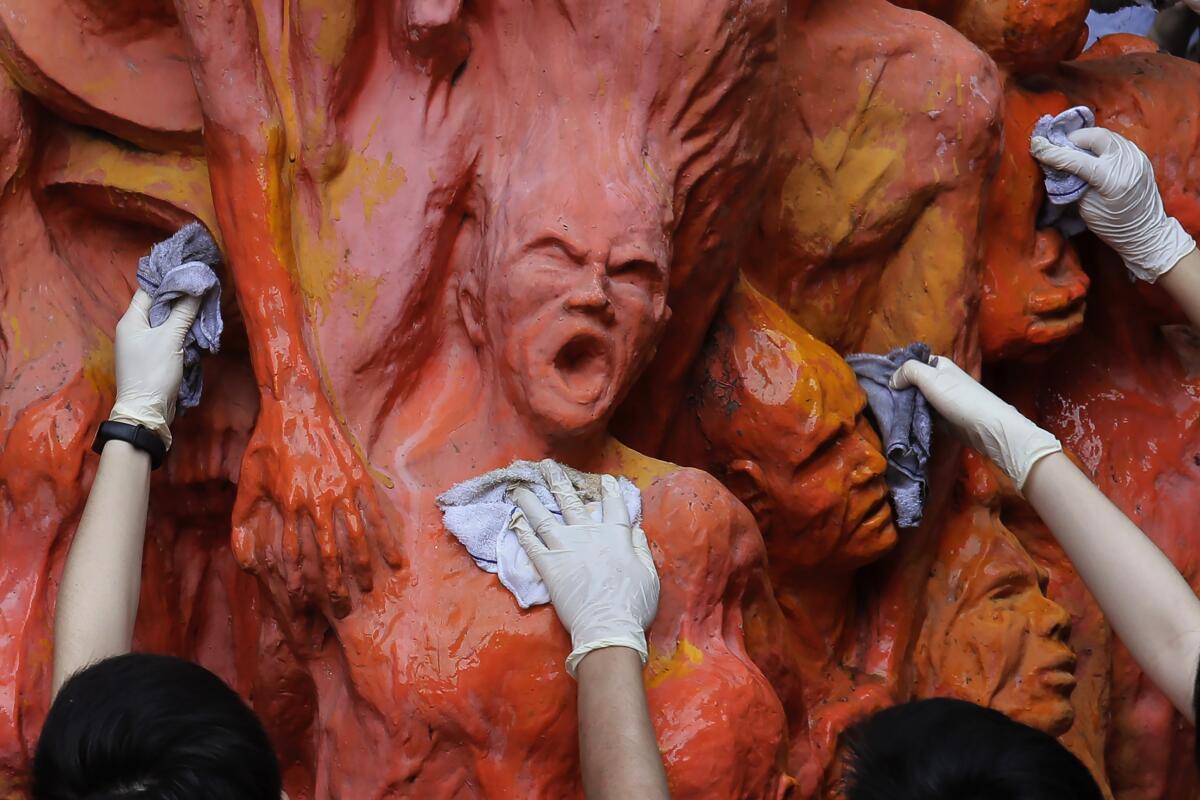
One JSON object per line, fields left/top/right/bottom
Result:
{"left": 566, "top": 628, "right": 649, "bottom": 678}
{"left": 575, "top": 645, "right": 644, "bottom": 681}
{"left": 108, "top": 403, "right": 173, "bottom": 450}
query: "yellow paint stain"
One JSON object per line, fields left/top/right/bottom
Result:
{"left": 303, "top": 0, "right": 354, "bottom": 65}
{"left": 605, "top": 439, "right": 677, "bottom": 489}
{"left": 780, "top": 76, "right": 908, "bottom": 253}
{"left": 82, "top": 333, "right": 115, "bottom": 397}
{"left": 327, "top": 150, "right": 408, "bottom": 224}
{"left": 5, "top": 314, "right": 25, "bottom": 359}
{"left": 645, "top": 639, "right": 704, "bottom": 689}
{"left": 49, "top": 128, "right": 218, "bottom": 237}
{"left": 597, "top": 73, "right": 607, "bottom": 98}
{"left": 344, "top": 269, "right": 383, "bottom": 331}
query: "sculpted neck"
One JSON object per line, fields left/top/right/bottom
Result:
{"left": 774, "top": 570, "right": 858, "bottom": 674}
{"left": 390, "top": 342, "right": 613, "bottom": 494}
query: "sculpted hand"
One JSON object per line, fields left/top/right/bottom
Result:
{"left": 1030, "top": 127, "right": 1196, "bottom": 283}
{"left": 891, "top": 357, "right": 1061, "bottom": 491}
{"left": 108, "top": 290, "right": 200, "bottom": 449}
{"left": 512, "top": 465, "right": 660, "bottom": 677}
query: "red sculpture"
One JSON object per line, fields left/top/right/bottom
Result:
{"left": 4, "top": 0, "right": 1200, "bottom": 798}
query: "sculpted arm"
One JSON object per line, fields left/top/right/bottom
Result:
{"left": 894, "top": 356, "right": 1200, "bottom": 721}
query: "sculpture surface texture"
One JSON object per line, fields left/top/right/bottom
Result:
{"left": 0, "top": 0, "right": 1197, "bottom": 798}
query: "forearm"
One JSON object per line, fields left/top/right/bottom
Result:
{"left": 1157, "top": 247, "right": 1200, "bottom": 330}
{"left": 1024, "top": 452, "right": 1200, "bottom": 719}
{"left": 52, "top": 440, "right": 152, "bottom": 695}
{"left": 576, "top": 647, "right": 670, "bottom": 799}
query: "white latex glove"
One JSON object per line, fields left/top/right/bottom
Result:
{"left": 511, "top": 464, "right": 660, "bottom": 678}
{"left": 108, "top": 289, "right": 201, "bottom": 450}
{"left": 1030, "top": 127, "right": 1196, "bottom": 283}
{"left": 891, "top": 357, "right": 1062, "bottom": 491}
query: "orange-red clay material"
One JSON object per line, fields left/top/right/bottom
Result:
{"left": 0, "top": 1, "right": 1196, "bottom": 798}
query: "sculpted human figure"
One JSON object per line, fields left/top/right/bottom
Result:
{"left": 158, "top": 1, "right": 796, "bottom": 797}
{"left": 661, "top": 277, "right": 899, "bottom": 790}
{"left": 914, "top": 452, "right": 1078, "bottom": 737}
{"left": 615, "top": 0, "right": 1002, "bottom": 452}
{"left": 992, "top": 48, "right": 1200, "bottom": 798}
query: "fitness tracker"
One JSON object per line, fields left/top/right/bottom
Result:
{"left": 91, "top": 421, "right": 167, "bottom": 470}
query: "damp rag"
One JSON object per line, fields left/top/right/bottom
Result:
{"left": 137, "top": 222, "right": 223, "bottom": 409}
{"left": 436, "top": 459, "right": 642, "bottom": 609}
{"left": 845, "top": 343, "right": 935, "bottom": 528}
{"left": 1033, "top": 106, "right": 1096, "bottom": 206}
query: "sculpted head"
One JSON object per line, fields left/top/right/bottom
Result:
{"left": 668, "top": 277, "right": 897, "bottom": 574}
{"left": 916, "top": 453, "right": 1077, "bottom": 737}
{"left": 979, "top": 88, "right": 1089, "bottom": 362}
{"left": 894, "top": 0, "right": 1089, "bottom": 72}
{"left": 459, "top": 127, "right": 672, "bottom": 439}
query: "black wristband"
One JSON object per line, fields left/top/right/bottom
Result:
{"left": 91, "top": 421, "right": 167, "bottom": 470}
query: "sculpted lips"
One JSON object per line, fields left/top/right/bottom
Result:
{"left": 1039, "top": 650, "right": 1078, "bottom": 696}
{"left": 553, "top": 330, "right": 612, "bottom": 405}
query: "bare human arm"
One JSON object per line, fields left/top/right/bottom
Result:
{"left": 1024, "top": 451, "right": 1200, "bottom": 720}
{"left": 512, "top": 463, "right": 670, "bottom": 799}
{"left": 1158, "top": 247, "right": 1200, "bottom": 333}
{"left": 576, "top": 647, "right": 671, "bottom": 799}
{"left": 894, "top": 356, "right": 1200, "bottom": 720}
{"left": 51, "top": 290, "right": 198, "bottom": 696}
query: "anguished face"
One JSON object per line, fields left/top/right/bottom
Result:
{"left": 472, "top": 136, "right": 671, "bottom": 439}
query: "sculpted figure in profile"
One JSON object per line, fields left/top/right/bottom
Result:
{"left": 914, "top": 452, "right": 1078, "bottom": 738}
{"left": 662, "top": 277, "right": 898, "bottom": 791}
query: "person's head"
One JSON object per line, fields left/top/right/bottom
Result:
{"left": 459, "top": 123, "right": 672, "bottom": 440}
{"left": 916, "top": 453, "right": 1077, "bottom": 736}
{"left": 979, "top": 86, "right": 1090, "bottom": 362}
{"left": 33, "top": 653, "right": 282, "bottom": 800}
{"left": 669, "top": 277, "right": 897, "bottom": 574}
{"left": 843, "top": 698, "right": 1104, "bottom": 799}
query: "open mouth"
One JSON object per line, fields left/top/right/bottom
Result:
{"left": 1027, "top": 294, "right": 1086, "bottom": 342}
{"left": 553, "top": 332, "right": 612, "bottom": 405}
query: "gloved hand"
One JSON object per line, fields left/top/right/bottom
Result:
{"left": 1184, "top": 0, "right": 1200, "bottom": 15}
{"left": 1030, "top": 126, "right": 1196, "bottom": 283}
{"left": 512, "top": 464, "right": 660, "bottom": 678}
{"left": 108, "top": 289, "right": 201, "bottom": 450}
{"left": 891, "top": 357, "right": 1062, "bottom": 491}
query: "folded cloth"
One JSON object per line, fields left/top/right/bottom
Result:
{"left": 1033, "top": 106, "right": 1096, "bottom": 205}
{"left": 137, "top": 222, "right": 223, "bottom": 409}
{"left": 845, "top": 343, "right": 935, "bottom": 528}
{"left": 436, "top": 459, "right": 643, "bottom": 609}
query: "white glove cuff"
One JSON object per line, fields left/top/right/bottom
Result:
{"left": 565, "top": 631, "right": 649, "bottom": 679}
{"left": 1008, "top": 424, "right": 1063, "bottom": 492}
{"left": 1129, "top": 217, "right": 1197, "bottom": 284}
{"left": 109, "top": 404, "right": 173, "bottom": 450}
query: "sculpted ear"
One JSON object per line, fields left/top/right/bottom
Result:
{"left": 725, "top": 459, "right": 772, "bottom": 530}
{"left": 453, "top": 215, "right": 485, "bottom": 347}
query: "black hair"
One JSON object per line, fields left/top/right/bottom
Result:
{"left": 843, "top": 698, "right": 1103, "bottom": 800}
{"left": 33, "top": 653, "right": 281, "bottom": 800}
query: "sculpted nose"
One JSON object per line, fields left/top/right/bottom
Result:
{"left": 564, "top": 266, "right": 615, "bottom": 321}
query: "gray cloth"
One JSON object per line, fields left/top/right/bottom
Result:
{"left": 845, "top": 343, "right": 935, "bottom": 528}
{"left": 137, "top": 222, "right": 223, "bottom": 409}
{"left": 436, "top": 459, "right": 642, "bottom": 609}
{"left": 1033, "top": 106, "right": 1096, "bottom": 205}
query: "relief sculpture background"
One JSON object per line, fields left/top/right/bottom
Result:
{"left": 2, "top": 0, "right": 1199, "bottom": 797}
